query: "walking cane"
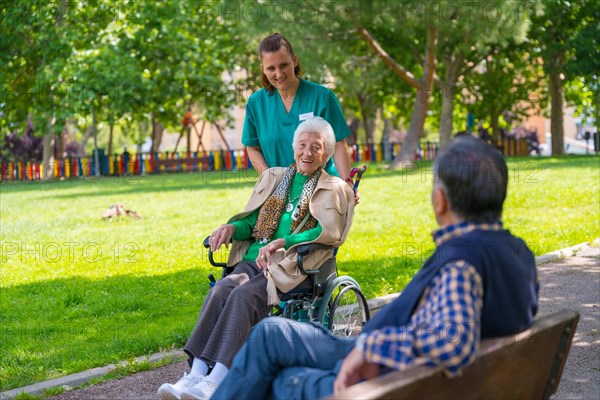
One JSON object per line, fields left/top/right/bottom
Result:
{"left": 349, "top": 165, "right": 367, "bottom": 193}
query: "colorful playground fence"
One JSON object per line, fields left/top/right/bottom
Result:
{"left": 0, "top": 157, "right": 94, "bottom": 182}
{"left": 0, "top": 138, "right": 527, "bottom": 182}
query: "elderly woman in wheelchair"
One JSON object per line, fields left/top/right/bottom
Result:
{"left": 158, "top": 117, "right": 368, "bottom": 400}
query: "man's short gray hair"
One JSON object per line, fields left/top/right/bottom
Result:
{"left": 292, "top": 117, "right": 336, "bottom": 159}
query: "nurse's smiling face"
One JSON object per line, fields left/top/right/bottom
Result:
{"left": 294, "top": 131, "right": 326, "bottom": 176}
{"left": 260, "top": 47, "right": 299, "bottom": 94}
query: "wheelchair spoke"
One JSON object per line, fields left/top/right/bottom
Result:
{"left": 329, "top": 285, "right": 369, "bottom": 337}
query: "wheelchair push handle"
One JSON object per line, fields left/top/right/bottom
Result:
{"left": 349, "top": 165, "right": 367, "bottom": 193}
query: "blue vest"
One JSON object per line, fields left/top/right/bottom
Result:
{"left": 363, "top": 229, "right": 538, "bottom": 339}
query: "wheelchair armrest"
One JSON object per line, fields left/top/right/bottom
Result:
{"left": 297, "top": 243, "right": 332, "bottom": 256}
{"left": 297, "top": 243, "right": 333, "bottom": 276}
{"left": 203, "top": 235, "right": 227, "bottom": 268}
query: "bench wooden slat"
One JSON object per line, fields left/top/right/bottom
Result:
{"left": 332, "top": 309, "right": 579, "bottom": 400}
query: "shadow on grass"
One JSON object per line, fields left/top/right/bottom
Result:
{"left": 0, "top": 256, "right": 419, "bottom": 391}
{"left": 0, "top": 167, "right": 419, "bottom": 200}
{"left": 51, "top": 180, "right": 260, "bottom": 200}
{"left": 0, "top": 170, "right": 261, "bottom": 197}
{"left": 504, "top": 155, "right": 600, "bottom": 173}
{"left": 1, "top": 177, "right": 260, "bottom": 202}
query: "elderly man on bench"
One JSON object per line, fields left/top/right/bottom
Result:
{"left": 209, "top": 136, "right": 539, "bottom": 400}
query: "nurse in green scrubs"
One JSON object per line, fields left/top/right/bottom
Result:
{"left": 243, "top": 33, "right": 355, "bottom": 191}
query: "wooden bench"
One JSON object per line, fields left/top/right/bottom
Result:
{"left": 332, "top": 309, "right": 579, "bottom": 400}
{"left": 152, "top": 157, "right": 209, "bottom": 172}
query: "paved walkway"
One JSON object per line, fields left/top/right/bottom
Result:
{"left": 4, "top": 242, "right": 599, "bottom": 399}
{"left": 536, "top": 244, "right": 600, "bottom": 399}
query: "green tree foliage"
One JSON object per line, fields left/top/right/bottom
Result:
{"left": 233, "top": 1, "right": 541, "bottom": 164}
{"left": 1, "top": 1, "right": 112, "bottom": 136}
{"left": 565, "top": 5, "right": 599, "bottom": 137}
{"left": 529, "top": 0, "right": 597, "bottom": 155}
{"left": 459, "top": 41, "right": 547, "bottom": 140}
{"left": 232, "top": 0, "right": 435, "bottom": 163}
{"left": 3, "top": 1, "right": 596, "bottom": 162}
{"left": 435, "top": 0, "right": 534, "bottom": 148}
{"left": 1, "top": 0, "right": 245, "bottom": 161}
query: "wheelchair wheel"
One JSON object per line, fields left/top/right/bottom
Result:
{"left": 316, "top": 277, "right": 370, "bottom": 337}
{"left": 328, "top": 284, "right": 370, "bottom": 337}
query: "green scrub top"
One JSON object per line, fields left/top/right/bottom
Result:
{"left": 242, "top": 79, "right": 351, "bottom": 177}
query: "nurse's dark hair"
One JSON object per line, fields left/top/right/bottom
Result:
{"left": 258, "top": 33, "right": 303, "bottom": 95}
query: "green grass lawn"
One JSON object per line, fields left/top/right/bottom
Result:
{"left": 1, "top": 155, "right": 599, "bottom": 390}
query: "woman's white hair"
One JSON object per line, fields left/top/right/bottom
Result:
{"left": 292, "top": 117, "right": 336, "bottom": 159}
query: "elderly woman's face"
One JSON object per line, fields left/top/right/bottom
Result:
{"left": 294, "top": 132, "right": 326, "bottom": 175}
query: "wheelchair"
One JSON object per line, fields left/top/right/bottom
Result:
{"left": 203, "top": 237, "right": 370, "bottom": 337}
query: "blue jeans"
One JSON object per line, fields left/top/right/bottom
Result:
{"left": 210, "top": 317, "right": 356, "bottom": 400}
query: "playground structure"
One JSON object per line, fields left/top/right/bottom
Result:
{"left": 173, "top": 111, "right": 231, "bottom": 154}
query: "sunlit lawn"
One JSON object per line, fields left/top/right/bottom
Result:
{"left": 1, "top": 155, "right": 598, "bottom": 390}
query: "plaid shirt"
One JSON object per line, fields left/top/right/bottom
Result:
{"left": 362, "top": 222, "right": 504, "bottom": 376}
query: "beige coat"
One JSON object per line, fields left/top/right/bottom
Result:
{"left": 226, "top": 167, "right": 355, "bottom": 294}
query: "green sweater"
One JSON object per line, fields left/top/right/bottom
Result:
{"left": 231, "top": 173, "right": 322, "bottom": 261}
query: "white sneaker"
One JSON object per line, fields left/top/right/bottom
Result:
{"left": 157, "top": 373, "right": 204, "bottom": 400}
{"left": 180, "top": 376, "right": 218, "bottom": 400}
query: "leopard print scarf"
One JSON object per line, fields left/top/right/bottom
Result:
{"left": 252, "top": 164, "right": 321, "bottom": 244}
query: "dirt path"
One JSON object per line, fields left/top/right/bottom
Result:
{"left": 44, "top": 244, "right": 600, "bottom": 400}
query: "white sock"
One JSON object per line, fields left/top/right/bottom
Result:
{"left": 208, "top": 362, "right": 229, "bottom": 385}
{"left": 190, "top": 358, "right": 209, "bottom": 377}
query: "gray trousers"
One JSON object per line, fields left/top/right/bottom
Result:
{"left": 183, "top": 261, "right": 271, "bottom": 368}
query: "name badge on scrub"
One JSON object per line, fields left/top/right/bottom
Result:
{"left": 299, "top": 112, "right": 314, "bottom": 121}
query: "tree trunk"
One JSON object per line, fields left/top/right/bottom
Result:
{"left": 366, "top": 119, "right": 376, "bottom": 144}
{"left": 594, "top": 85, "right": 600, "bottom": 153}
{"left": 348, "top": 117, "right": 360, "bottom": 145}
{"left": 151, "top": 112, "right": 157, "bottom": 152}
{"left": 92, "top": 103, "right": 100, "bottom": 177}
{"left": 107, "top": 123, "right": 114, "bottom": 155}
{"left": 382, "top": 118, "right": 392, "bottom": 141}
{"left": 391, "top": 26, "right": 438, "bottom": 167}
{"left": 490, "top": 108, "right": 500, "bottom": 141}
{"left": 439, "top": 52, "right": 463, "bottom": 149}
{"left": 357, "top": 94, "right": 374, "bottom": 144}
{"left": 50, "top": 0, "right": 67, "bottom": 165}
{"left": 25, "top": 114, "right": 34, "bottom": 136}
{"left": 139, "top": 119, "right": 149, "bottom": 152}
{"left": 393, "top": 89, "right": 429, "bottom": 166}
{"left": 55, "top": 126, "right": 65, "bottom": 159}
{"left": 439, "top": 88, "right": 455, "bottom": 149}
{"left": 79, "top": 126, "right": 93, "bottom": 156}
{"left": 155, "top": 123, "right": 164, "bottom": 152}
{"left": 42, "top": 118, "right": 55, "bottom": 180}
{"left": 382, "top": 118, "right": 392, "bottom": 161}
{"left": 186, "top": 126, "right": 191, "bottom": 153}
{"left": 549, "top": 68, "right": 564, "bottom": 155}
{"left": 151, "top": 112, "right": 164, "bottom": 153}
